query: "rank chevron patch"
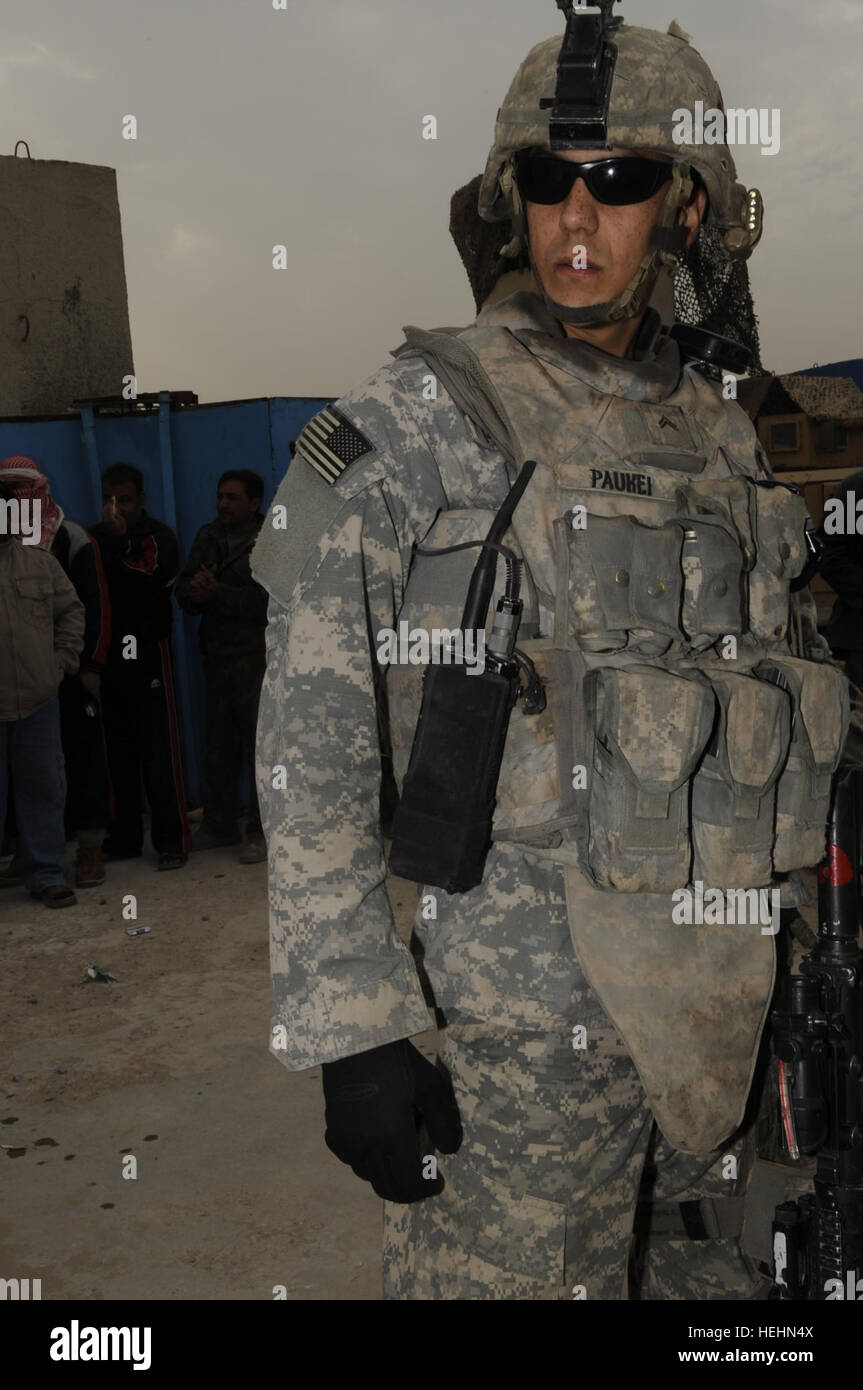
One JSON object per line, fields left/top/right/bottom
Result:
{"left": 295, "top": 405, "right": 374, "bottom": 484}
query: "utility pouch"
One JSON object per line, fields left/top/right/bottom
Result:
{"left": 577, "top": 514, "right": 683, "bottom": 641}
{"left": 583, "top": 664, "right": 715, "bottom": 892}
{"left": 684, "top": 475, "right": 807, "bottom": 645}
{"left": 626, "top": 518, "right": 685, "bottom": 634}
{"left": 559, "top": 499, "right": 682, "bottom": 656}
{"left": 691, "top": 671, "right": 791, "bottom": 890}
{"left": 562, "top": 496, "right": 748, "bottom": 657}
{"left": 680, "top": 518, "right": 747, "bottom": 642}
{"left": 756, "top": 656, "right": 850, "bottom": 872}
{"left": 562, "top": 512, "right": 628, "bottom": 649}
{"left": 747, "top": 482, "right": 808, "bottom": 644}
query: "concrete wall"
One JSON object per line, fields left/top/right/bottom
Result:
{"left": 0, "top": 155, "right": 134, "bottom": 417}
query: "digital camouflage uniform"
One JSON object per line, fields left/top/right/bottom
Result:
{"left": 252, "top": 19, "right": 846, "bottom": 1301}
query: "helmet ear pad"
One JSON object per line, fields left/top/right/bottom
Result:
{"left": 496, "top": 157, "right": 524, "bottom": 261}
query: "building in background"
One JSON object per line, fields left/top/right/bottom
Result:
{"left": 796, "top": 357, "right": 863, "bottom": 395}
{"left": 754, "top": 366, "right": 863, "bottom": 623}
{"left": 0, "top": 150, "right": 134, "bottom": 417}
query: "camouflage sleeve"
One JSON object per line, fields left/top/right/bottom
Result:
{"left": 254, "top": 368, "right": 448, "bottom": 1070}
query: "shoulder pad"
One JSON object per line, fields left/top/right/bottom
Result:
{"left": 295, "top": 405, "right": 375, "bottom": 485}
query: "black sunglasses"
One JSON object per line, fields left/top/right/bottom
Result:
{"left": 514, "top": 149, "right": 675, "bottom": 207}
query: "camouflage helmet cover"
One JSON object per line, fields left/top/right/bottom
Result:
{"left": 478, "top": 21, "right": 763, "bottom": 262}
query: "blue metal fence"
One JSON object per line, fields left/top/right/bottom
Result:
{"left": 0, "top": 395, "right": 329, "bottom": 805}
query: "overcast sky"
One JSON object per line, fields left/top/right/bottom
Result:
{"left": 2, "top": 0, "right": 862, "bottom": 402}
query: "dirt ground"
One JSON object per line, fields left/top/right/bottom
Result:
{"left": 2, "top": 834, "right": 823, "bottom": 1302}
{"left": 0, "top": 840, "right": 429, "bottom": 1301}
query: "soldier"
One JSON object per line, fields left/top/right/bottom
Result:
{"left": 252, "top": 7, "right": 846, "bottom": 1299}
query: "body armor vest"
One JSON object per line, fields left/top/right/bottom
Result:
{"left": 389, "top": 296, "right": 848, "bottom": 886}
{"left": 386, "top": 293, "right": 849, "bottom": 1153}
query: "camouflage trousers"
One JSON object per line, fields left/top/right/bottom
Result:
{"left": 382, "top": 843, "right": 770, "bottom": 1301}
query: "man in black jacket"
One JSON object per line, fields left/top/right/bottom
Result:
{"left": 91, "top": 463, "right": 190, "bottom": 871}
{"left": 176, "top": 470, "right": 268, "bottom": 864}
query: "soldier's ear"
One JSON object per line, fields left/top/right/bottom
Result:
{"left": 678, "top": 188, "right": 708, "bottom": 251}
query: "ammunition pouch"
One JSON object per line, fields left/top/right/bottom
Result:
{"left": 552, "top": 652, "right": 847, "bottom": 896}
{"left": 582, "top": 664, "right": 714, "bottom": 894}
{"left": 757, "top": 656, "right": 851, "bottom": 873}
{"left": 691, "top": 671, "right": 790, "bottom": 891}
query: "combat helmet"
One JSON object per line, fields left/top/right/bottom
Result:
{"left": 478, "top": 2, "right": 764, "bottom": 332}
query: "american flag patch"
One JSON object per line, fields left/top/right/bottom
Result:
{"left": 295, "top": 406, "right": 374, "bottom": 484}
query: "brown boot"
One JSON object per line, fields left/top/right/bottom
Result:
{"left": 76, "top": 845, "right": 106, "bottom": 887}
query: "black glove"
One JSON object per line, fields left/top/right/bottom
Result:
{"left": 322, "top": 1039, "right": 462, "bottom": 1203}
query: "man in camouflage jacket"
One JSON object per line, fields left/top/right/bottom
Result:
{"left": 252, "top": 12, "right": 843, "bottom": 1300}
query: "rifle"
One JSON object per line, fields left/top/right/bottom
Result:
{"left": 769, "top": 764, "right": 863, "bottom": 1299}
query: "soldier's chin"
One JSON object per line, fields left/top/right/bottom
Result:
{"left": 538, "top": 264, "right": 609, "bottom": 309}
{"left": 556, "top": 266, "right": 608, "bottom": 297}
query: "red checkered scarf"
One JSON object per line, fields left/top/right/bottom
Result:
{"left": 0, "top": 455, "right": 64, "bottom": 549}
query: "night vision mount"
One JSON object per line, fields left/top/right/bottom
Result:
{"left": 540, "top": 0, "right": 623, "bottom": 150}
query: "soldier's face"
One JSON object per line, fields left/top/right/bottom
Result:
{"left": 524, "top": 147, "right": 697, "bottom": 312}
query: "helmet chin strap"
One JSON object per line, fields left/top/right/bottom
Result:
{"left": 505, "top": 160, "right": 694, "bottom": 329}
{"left": 528, "top": 240, "right": 656, "bottom": 326}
